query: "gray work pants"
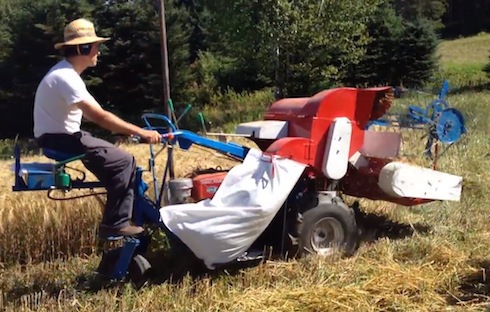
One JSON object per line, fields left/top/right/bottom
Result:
{"left": 36, "top": 131, "right": 135, "bottom": 229}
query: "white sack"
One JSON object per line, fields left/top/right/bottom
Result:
{"left": 160, "top": 148, "right": 306, "bottom": 269}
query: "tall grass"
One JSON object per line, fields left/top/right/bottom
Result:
{"left": 0, "top": 144, "right": 243, "bottom": 266}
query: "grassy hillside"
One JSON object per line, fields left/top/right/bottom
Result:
{"left": 0, "top": 34, "right": 490, "bottom": 311}
{"left": 435, "top": 32, "right": 490, "bottom": 88}
{"left": 438, "top": 32, "right": 490, "bottom": 67}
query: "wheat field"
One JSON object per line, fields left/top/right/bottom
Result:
{"left": 0, "top": 35, "right": 490, "bottom": 311}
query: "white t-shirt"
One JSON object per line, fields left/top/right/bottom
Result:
{"left": 33, "top": 59, "right": 99, "bottom": 138}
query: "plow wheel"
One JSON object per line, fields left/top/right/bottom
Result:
{"left": 127, "top": 254, "right": 152, "bottom": 289}
{"left": 297, "top": 202, "right": 359, "bottom": 258}
{"left": 96, "top": 249, "right": 152, "bottom": 290}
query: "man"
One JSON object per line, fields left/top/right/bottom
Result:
{"left": 33, "top": 18, "right": 162, "bottom": 238}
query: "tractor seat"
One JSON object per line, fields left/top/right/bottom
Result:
{"left": 43, "top": 148, "right": 85, "bottom": 162}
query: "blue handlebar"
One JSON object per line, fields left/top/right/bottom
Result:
{"left": 141, "top": 113, "right": 177, "bottom": 133}
{"left": 140, "top": 113, "right": 249, "bottom": 160}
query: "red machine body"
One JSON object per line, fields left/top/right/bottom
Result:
{"left": 262, "top": 87, "right": 391, "bottom": 168}
{"left": 192, "top": 86, "right": 434, "bottom": 206}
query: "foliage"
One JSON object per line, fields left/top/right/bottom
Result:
{"left": 0, "top": 0, "right": 488, "bottom": 140}
{"left": 91, "top": 0, "right": 194, "bottom": 122}
{"left": 396, "top": 18, "right": 439, "bottom": 87}
{"left": 392, "top": 0, "right": 448, "bottom": 30}
{"left": 201, "top": 88, "right": 275, "bottom": 132}
{"left": 344, "top": 5, "right": 439, "bottom": 88}
{"left": 343, "top": 3, "right": 405, "bottom": 86}
{"left": 484, "top": 56, "right": 490, "bottom": 79}
{"left": 200, "top": 0, "right": 383, "bottom": 97}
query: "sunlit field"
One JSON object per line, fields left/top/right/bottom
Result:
{"left": 0, "top": 34, "right": 490, "bottom": 311}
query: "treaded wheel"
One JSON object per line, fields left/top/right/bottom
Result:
{"left": 297, "top": 203, "right": 359, "bottom": 257}
{"left": 128, "top": 254, "right": 152, "bottom": 289}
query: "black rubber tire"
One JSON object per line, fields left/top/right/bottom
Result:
{"left": 127, "top": 254, "right": 152, "bottom": 290}
{"left": 297, "top": 203, "right": 359, "bottom": 257}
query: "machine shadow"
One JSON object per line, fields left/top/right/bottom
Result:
{"left": 144, "top": 207, "right": 433, "bottom": 287}
{"left": 74, "top": 208, "right": 433, "bottom": 292}
{"left": 147, "top": 251, "right": 264, "bottom": 287}
{"left": 74, "top": 245, "right": 265, "bottom": 293}
{"left": 352, "top": 204, "right": 432, "bottom": 244}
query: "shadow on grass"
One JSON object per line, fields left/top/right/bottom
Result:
{"left": 353, "top": 204, "right": 432, "bottom": 243}
{"left": 72, "top": 207, "right": 433, "bottom": 293}
{"left": 449, "top": 81, "right": 490, "bottom": 95}
{"left": 70, "top": 247, "right": 263, "bottom": 295}
{"left": 446, "top": 259, "right": 490, "bottom": 305}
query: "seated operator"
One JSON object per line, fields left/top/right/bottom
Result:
{"left": 33, "top": 18, "right": 162, "bottom": 238}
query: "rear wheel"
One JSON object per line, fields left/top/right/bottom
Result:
{"left": 297, "top": 203, "right": 359, "bottom": 257}
{"left": 127, "top": 254, "right": 152, "bottom": 289}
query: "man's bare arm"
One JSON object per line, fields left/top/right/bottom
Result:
{"left": 77, "top": 100, "right": 162, "bottom": 144}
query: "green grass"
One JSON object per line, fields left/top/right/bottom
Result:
{"left": 437, "top": 32, "right": 490, "bottom": 67}
{"left": 435, "top": 32, "right": 490, "bottom": 88}
{"left": 1, "top": 34, "right": 490, "bottom": 311}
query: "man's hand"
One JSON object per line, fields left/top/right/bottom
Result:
{"left": 138, "top": 129, "right": 163, "bottom": 144}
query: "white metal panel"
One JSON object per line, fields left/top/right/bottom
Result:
{"left": 322, "top": 117, "right": 352, "bottom": 180}
{"left": 235, "top": 120, "right": 288, "bottom": 139}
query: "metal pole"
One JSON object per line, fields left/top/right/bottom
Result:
{"left": 158, "top": 0, "right": 175, "bottom": 180}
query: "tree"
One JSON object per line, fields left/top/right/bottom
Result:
{"left": 0, "top": 0, "right": 97, "bottom": 138}
{"left": 343, "top": 3, "right": 405, "bottom": 87}
{"left": 396, "top": 18, "right": 439, "bottom": 88}
{"left": 198, "top": 0, "right": 383, "bottom": 97}
{"left": 344, "top": 4, "right": 438, "bottom": 88}
{"left": 91, "top": 0, "right": 194, "bottom": 122}
{"left": 392, "top": 0, "right": 448, "bottom": 30}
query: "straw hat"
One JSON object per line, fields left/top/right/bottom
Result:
{"left": 54, "top": 18, "right": 110, "bottom": 50}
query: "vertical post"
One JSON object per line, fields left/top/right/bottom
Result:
{"left": 158, "top": 0, "right": 175, "bottom": 180}
{"left": 274, "top": 45, "right": 283, "bottom": 100}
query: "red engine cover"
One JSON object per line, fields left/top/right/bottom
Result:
{"left": 191, "top": 171, "right": 228, "bottom": 201}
